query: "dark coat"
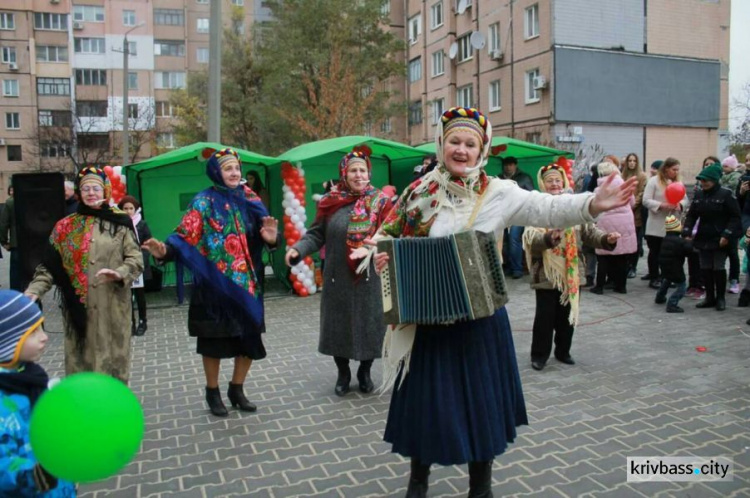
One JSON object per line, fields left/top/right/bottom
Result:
{"left": 682, "top": 184, "right": 741, "bottom": 250}
{"left": 65, "top": 197, "right": 79, "bottom": 215}
{"left": 658, "top": 232, "right": 693, "bottom": 283}
{"left": 500, "top": 171, "right": 534, "bottom": 191}
{"left": 135, "top": 219, "right": 153, "bottom": 280}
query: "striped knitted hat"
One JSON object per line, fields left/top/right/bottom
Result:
{"left": 664, "top": 215, "right": 682, "bottom": 233}
{"left": 0, "top": 290, "right": 44, "bottom": 367}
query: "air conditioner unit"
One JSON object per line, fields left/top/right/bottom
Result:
{"left": 73, "top": 21, "right": 84, "bottom": 30}
{"left": 50, "top": 0, "right": 60, "bottom": 4}
{"left": 0, "top": 139, "right": 6, "bottom": 147}
{"left": 490, "top": 49, "right": 503, "bottom": 61}
{"left": 533, "top": 75, "right": 547, "bottom": 90}
{"left": 9, "top": 63, "right": 18, "bottom": 71}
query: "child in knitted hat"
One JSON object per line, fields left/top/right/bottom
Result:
{"left": 0, "top": 290, "right": 76, "bottom": 496}
{"left": 655, "top": 216, "right": 693, "bottom": 313}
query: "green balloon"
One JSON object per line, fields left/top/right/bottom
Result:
{"left": 29, "top": 372, "right": 144, "bottom": 483}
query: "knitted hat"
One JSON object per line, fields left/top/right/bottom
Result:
{"left": 721, "top": 155, "right": 739, "bottom": 170}
{"left": 537, "top": 163, "right": 570, "bottom": 192}
{"left": 76, "top": 166, "right": 112, "bottom": 201}
{"left": 696, "top": 163, "right": 722, "bottom": 183}
{"left": 0, "top": 290, "right": 44, "bottom": 367}
{"left": 664, "top": 215, "right": 682, "bottom": 233}
{"left": 650, "top": 160, "right": 663, "bottom": 170}
{"left": 436, "top": 107, "right": 492, "bottom": 172}
{"left": 205, "top": 148, "right": 241, "bottom": 187}
{"left": 339, "top": 150, "right": 372, "bottom": 180}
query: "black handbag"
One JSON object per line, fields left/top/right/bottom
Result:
{"left": 144, "top": 265, "right": 163, "bottom": 293}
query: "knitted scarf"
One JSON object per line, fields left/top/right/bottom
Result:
{"left": 167, "top": 148, "right": 268, "bottom": 330}
{"left": 0, "top": 363, "right": 49, "bottom": 407}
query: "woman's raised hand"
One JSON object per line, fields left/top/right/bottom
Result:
{"left": 285, "top": 248, "right": 299, "bottom": 267}
{"left": 260, "top": 216, "right": 279, "bottom": 245}
{"left": 142, "top": 238, "right": 167, "bottom": 259}
{"left": 589, "top": 175, "right": 637, "bottom": 216}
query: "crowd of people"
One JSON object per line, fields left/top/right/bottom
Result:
{"left": 0, "top": 104, "right": 748, "bottom": 496}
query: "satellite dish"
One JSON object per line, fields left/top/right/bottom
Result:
{"left": 457, "top": 0, "right": 468, "bottom": 15}
{"left": 449, "top": 42, "right": 458, "bottom": 59}
{"left": 470, "top": 31, "right": 485, "bottom": 50}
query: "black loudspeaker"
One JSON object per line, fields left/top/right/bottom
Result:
{"left": 12, "top": 173, "right": 66, "bottom": 289}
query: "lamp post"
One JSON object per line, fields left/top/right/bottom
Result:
{"left": 122, "top": 22, "right": 145, "bottom": 167}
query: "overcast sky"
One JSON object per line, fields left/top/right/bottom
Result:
{"left": 729, "top": 0, "right": 749, "bottom": 132}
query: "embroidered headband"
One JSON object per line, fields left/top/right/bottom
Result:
{"left": 76, "top": 166, "right": 111, "bottom": 199}
{"left": 339, "top": 150, "right": 372, "bottom": 179}
{"left": 441, "top": 107, "right": 489, "bottom": 145}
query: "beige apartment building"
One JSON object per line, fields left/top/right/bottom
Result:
{"left": 398, "top": 0, "right": 730, "bottom": 180}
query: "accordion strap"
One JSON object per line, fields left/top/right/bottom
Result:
{"left": 465, "top": 187, "right": 490, "bottom": 229}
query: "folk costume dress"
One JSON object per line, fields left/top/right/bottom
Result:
{"left": 291, "top": 151, "right": 394, "bottom": 361}
{"left": 161, "top": 148, "right": 270, "bottom": 359}
{"left": 377, "top": 108, "right": 601, "bottom": 466}
{"left": 26, "top": 167, "right": 143, "bottom": 383}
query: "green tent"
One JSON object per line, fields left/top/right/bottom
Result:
{"left": 416, "top": 137, "right": 574, "bottom": 189}
{"left": 125, "top": 142, "right": 276, "bottom": 286}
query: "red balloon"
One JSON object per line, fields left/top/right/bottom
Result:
{"left": 304, "top": 256, "right": 313, "bottom": 266}
{"left": 299, "top": 288, "right": 309, "bottom": 297}
{"left": 103, "top": 166, "right": 114, "bottom": 176}
{"left": 665, "top": 182, "right": 686, "bottom": 204}
{"left": 284, "top": 222, "right": 294, "bottom": 233}
{"left": 293, "top": 281, "right": 303, "bottom": 292}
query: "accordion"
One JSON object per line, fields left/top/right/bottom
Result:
{"left": 377, "top": 230, "right": 508, "bottom": 325}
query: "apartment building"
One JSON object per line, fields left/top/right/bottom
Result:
{"left": 399, "top": 0, "right": 730, "bottom": 179}
{"left": 0, "top": 0, "right": 255, "bottom": 201}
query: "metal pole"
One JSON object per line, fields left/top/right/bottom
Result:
{"left": 207, "top": 0, "right": 222, "bottom": 142}
{"left": 123, "top": 34, "right": 130, "bottom": 166}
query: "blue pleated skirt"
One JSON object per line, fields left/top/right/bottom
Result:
{"left": 383, "top": 307, "right": 528, "bottom": 466}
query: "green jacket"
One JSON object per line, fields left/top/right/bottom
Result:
{"left": 720, "top": 170, "right": 742, "bottom": 195}
{"left": 0, "top": 196, "right": 16, "bottom": 248}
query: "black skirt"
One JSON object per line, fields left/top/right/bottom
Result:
{"left": 197, "top": 335, "right": 266, "bottom": 360}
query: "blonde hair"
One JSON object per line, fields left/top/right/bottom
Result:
{"left": 597, "top": 162, "right": 620, "bottom": 177}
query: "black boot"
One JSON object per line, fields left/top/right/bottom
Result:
{"left": 696, "top": 270, "right": 716, "bottom": 308}
{"left": 738, "top": 289, "right": 750, "bottom": 307}
{"left": 468, "top": 461, "right": 493, "bottom": 498}
{"left": 227, "top": 383, "right": 257, "bottom": 412}
{"left": 205, "top": 386, "right": 228, "bottom": 417}
{"left": 714, "top": 270, "right": 727, "bottom": 311}
{"left": 357, "top": 360, "right": 375, "bottom": 393}
{"left": 334, "top": 356, "right": 351, "bottom": 396}
{"left": 404, "top": 458, "right": 430, "bottom": 498}
{"left": 134, "top": 320, "right": 147, "bottom": 336}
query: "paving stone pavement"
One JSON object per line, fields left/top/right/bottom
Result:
{"left": 2, "top": 255, "right": 748, "bottom": 497}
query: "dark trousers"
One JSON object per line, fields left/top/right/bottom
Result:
{"left": 531, "top": 289, "right": 574, "bottom": 362}
{"left": 727, "top": 238, "right": 740, "bottom": 281}
{"left": 132, "top": 287, "right": 147, "bottom": 322}
{"left": 645, "top": 235, "right": 663, "bottom": 279}
{"left": 583, "top": 245, "right": 597, "bottom": 281}
{"left": 687, "top": 250, "right": 703, "bottom": 288}
{"left": 9, "top": 249, "right": 22, "bottom": 291}
{"left": 596, "top": 254, "right": 629, "bottom": 291}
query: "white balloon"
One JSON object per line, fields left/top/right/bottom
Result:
{"left": 312, "top": 194, "right": 322, "bottom": 202}
{"left": 284, "top": 191, "right": 295, "bottom": 201}
{"left": 303, "top": 277, "right": 312, "bottom": 287}
{"left": 113, "top": 166, "right": 122, "bottom": 176}
{"left": 282, "top": 185, "right": 290, "bottom": 193}
{"left": 291, "top": 214, "right": 299, "bottom": 223}
{"left": 284, "top": 207, "right": 294, "bottom": 216}
{"left": 281, "top": 200, "right": 289, "bottom": 209}
{"left": 291, "top": 199, "right": 301, "bottom": 208}
{"left": 298, "top": 168, "right": 305, "bottom": 177}
{"left": 309, "top": 285, "right": 317, "bottom": 293}
{"left": 291, "top": 267, "right": 300, "bottom": 275}
{"left": 119, "top": 175, "right": 127, "bottom": 184}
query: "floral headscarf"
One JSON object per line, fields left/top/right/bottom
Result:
{"left": 167, "top": 148, "right": 269, "bottom": 330}
{"left": 523, "top": 164, "right": 581, "bottom": 325}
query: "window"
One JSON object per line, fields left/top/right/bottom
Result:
{"left": 40, "top": 142, "right": 71, "bottom": 158}
{"left": 455, "top": 0, "right": 472, "bottom": 8}
{"left": 380, "top": 118, "right": 392, "bottom": 133}
{"left": 155, "top": 71, "right": 186, "bottom": 89}
{"left": 34, "top": 13, "right": 68, "bottom": 30}
{"left": 380, "top": 0, "right": 390, "bottom": 16}
{"left": 431, "top": 50, "right": 444, "bottom": 77}
{"left": 123, "top": 10, "right": 136, "bottom": 26}
{"left": 154, "top": 9, "right": 184, "bottom": 26}
{"left": 128, "top": 41, "right": 137, "bottom": 55}
{"left": 1, "top": 47, "right": 16, "bottom": 64}
{"left": 430, "top": 2, "right": 443, "bottom": 29}
{"left": 457, "top": 34, "right": 472, "bottom": 62}
{"left": 39, "top": 110, "right": 72, "bottom": 127}
{"left": 128, "top": 72, "right": 138, "bottom": 89}
{"left": 457, "top": 84, "right": 472, "bottom": 107}
{"left": 489, "top": 80, "right": 501, "bottom": 111}
{"left": 36, "top": 45, "right": 69, "bottom": 63}
{"left": 156, "top": 101, "right": 174, "bottom": 117}
{"left": 7, "top": 145, "right": 22, "bottom": 162}
{"left": 408, "top": 15, "right": 421, "bottom": 44}
{"left": 5, "top": 112, "right": 20, "bottom": 130}
{"left": 488, "top": 22, "right": 500, "bottom": 52}
{"left": 231, "top": 0, "right": 244, "bottom": 5}
{"left": 76, "top": 101, "right": 108, "bottom": 117}
{"left": 432, "top": 98, "right": 445, "bottom": 124}
{"left": 197, "top": 0, "right": 209, "bottom": 4}
{"left": 74, "top": 37, "right": 106, "bottom": 54}
{"left": 524, "top": 4, "right": 539, "bottom": 39}
{"left": 525, "top": 132, "right": 541, "bottom": 144}
{"left": 2, "top": 79, "right": 18, "bottom": 97}
{"left": 154, "top": 40, "right": 186, "bottom": 57}
{"left": 73, "top": 5, "right": 105, "bottom": 22}
{"left": 157, "top": 132, "right": 176, "bottom": 148}
{"left": 75, "top": 69, "right": 107, "bottom": 86}
{"left": 0, "top": 13, "right": 15, "bottom": 30}
{"left": 408, "top": 57, "right": 422, "bottom": 83}
{"left": 525, "top": 68, "right": 540, "bottom": 103}
{"left": 196, "top": 47, "right": 209, "bottom": 63}
{"left": 37, "top": 77, "right": 71, "bottom": 95}
{"left": 78, "top": 134, "right": 109, "bottom": 150}
{"left": 197, "top": 18, "right": 209, "bottom": 33}
{"left": 408, "top": 100, "right": 422, "bottom": 126}
{"left": 128, "top": 103, "right": 138, "bottom": 119}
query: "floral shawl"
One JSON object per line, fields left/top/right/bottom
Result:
{"left": 167, "top": 148, "right": 268, "bottom": 330}
{"left": 315, "top": 150, "right": 394, "bottom": 274}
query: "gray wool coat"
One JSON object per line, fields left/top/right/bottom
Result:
{"left": 292, "top": 208, "right": 386, "bottom": 361}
